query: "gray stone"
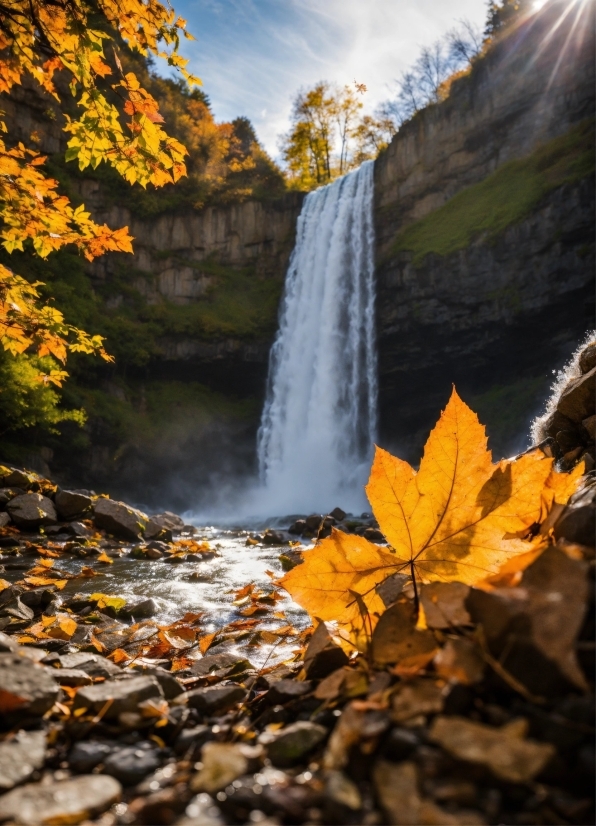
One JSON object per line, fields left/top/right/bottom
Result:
{"left": 174, "top": 725, "right": 212, "bottom": 755}
{"left": 61, "top": 521, "right": 92, "bottom": 538}
{"left": 260, "top": 721, "right": 327, "bottom": 767}
{"left": 0, "top": 487, "right": 25, "bottom": 507}
{"left": 73, "top": 675, "right": 163, "bottom": 719}
{"left": 103, "top": 742, "right": 161, "bottom": 785}
{"left": 185, "top": 685, "right": 247, "bottom": 715}
{"left": 55, "top": 652, "right": 122, "bottom": 679}
{"left": 0, "top": 774, "right": 121, "bottom": 824}
{"left": 130, "top": 665, "right": 183, "bottom": 700}
{"left": 267, "top": 679, "right": 312, "bottom": 704}
{"left": 50, "top": 668, "right": 93, "bottom": 687}
{"left": 0, "top": 652, "right": 59, "bottom": 715}
{"left": 93, "top": 498, "right": 148, "bottom": 540}
{"left": 69, "top": 741, "right": 113, "bottom": 773}
{"left": 54, "top": 489, "right": 93, "bottom": 520}
{"left": 189, "top": 651, "right": 253, "bottom": 677}
{"left": 0, "top": 730, "right": 46, "bottom": 790}
{"left": 0, "top": 632, "right": 18, "bottom": 653}
{"left": 0, "top": 468, "right": 33, "bottom": 489}
{"left": 119, "top": 597, "right": 159, "bottom": 619}
{"left": 0, "top": 513, "right": 10, "bottom": 529}
{"left": 145, "top": 511, "right": 184, "bottom": 540}
{"left": 6, "top": 493, "right": 57, "bottom": 530}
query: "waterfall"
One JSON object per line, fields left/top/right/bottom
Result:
{"left": 256, "top": 160, "right": 377, "bottom": 515}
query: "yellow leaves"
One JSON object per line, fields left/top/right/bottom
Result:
{"left": 90, "top": 594, "right": 127, "bottom": 612}
{"left": 281, "top": 390, "right": 583, "bottom": 642}
{"left": 96, "top": 551, "right": 113, "bottom": 564}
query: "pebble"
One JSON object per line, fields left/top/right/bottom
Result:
{"left": 259, "top": 721, "right": 328, "bottom": 767}
{"left": 69, "top": 740, "right": 113, "bottom": 773}
{"left": 0, "top": 774, "right": 122, "bottom": 825}
{"left": 103, "top": 742, "right": 162, "bottom": 785}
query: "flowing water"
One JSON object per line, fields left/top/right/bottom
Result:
{"left": 255, "top": 160, "right": 377, "bottom": 517}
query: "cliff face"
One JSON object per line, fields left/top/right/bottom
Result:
{"left": 374, "top": 0, "right": 595, "bottom": 460}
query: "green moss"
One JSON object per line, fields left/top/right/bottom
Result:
{"left": 390, "top": 119, "right": 595, "bottom": 266}
{"left": 466, "top": 376, "right": 548, "bottom": 458}
{"left": 140, "top": 259, "right": 283, "bottom": 341}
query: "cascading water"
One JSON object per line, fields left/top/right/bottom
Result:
{"left": 256, "top": 160, "right": 377, "bottom": 515}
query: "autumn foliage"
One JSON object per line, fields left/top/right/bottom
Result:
{"left": 0, "top": 0, "right": 198, "bottom": 383}
{"left": 281, "top": 390, "right": 584, "bottom": 647}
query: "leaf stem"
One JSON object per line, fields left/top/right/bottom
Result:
{"left": 410, "top": 559, "right": 419, "bottom": 618}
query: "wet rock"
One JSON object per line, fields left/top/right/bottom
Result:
{"left": 0, "top": 487, "right": 25, "bottom": 506}
{"left": 55, "top": 651, "right": 122, "bottom": 679}
{"left": 20, "top": 588, "right": 56, "bottom": 613}
{"left": 0, "top": 631, "right": 18, "bottom": 653}
{"left": 262, "top": 529, "right": 289, "bottom": 545}
{"left": 69, "top": 740, "right": 113, "bottom": 773}
{"left": 0, "top": 652, "right": 59, "bottom": 715}
{"left": 119, "top": 597, "right": 159, "bottom": 620}
{"left": 305, "top": 514, "right": 324, "bottom": 532}
{"left": 330, "top": 507, "right": 347, "bottom": 521}
{"left": 260, "top": 721, "right": 327, "bottom": 767}
{"left": 145, "top": 512, "right": 184, "bottom": 540}
{"left": 0, "top": 467, "right": 33, "bottom": 489}
{"left": 191, "top": 742, "right": 260, "bottom": 794}
{"left": 73, "top": 675, "right": 163, "bottom": 720}
{"left": 0, "top": 513, "right": 10, "bottom": 529}
{"left": 279, "top": 549, "right": 303, "bottom": 571}
{"left": 554, "top": 480, "right": 595, "bottom": 548}
{"left": 557, "top": 367, "right": 596, "bottom": 424}
{"left": 103, "top": 742, "right": 161, "bottom": 785}
{"left": 131, "top": 665, "right": 183, "bottom": 700}
{"left": 51, "top": 667, "right": 93, "bottom": 687}
{"left": 373, "top": 760, "right": 485, "bottom": 826}
{"left": 6, "top": 493, "right": 57, "bottom": 529}
{"left": 288, "top": 518, "right": 306, "bottom": 535}
{"left": 0, "top": 774, "right": 122, "bottom": 824}
{"left": 93, "top": 498, "right": 148, "bottom": 540}
{"left": 189, "top": 651, "right": 254, "bottom": 678}
{"left": 174, "top": 724, "right": 212, "bottom": 756}
{"left": 184, "top": 685, "right": 246, "bottom": 715}
{"left": 267, "top": 678, "right": 312, "bottom": 704}
{"left": 54, "top": 489, "right": 93, "bottom": 520}
{"left": 429, "top": 715, "right": 555, "bottom": 783}
{"left": 0, "top": 595, "right": 34, "bottom": 622}
{"left": 363, "top": 526, "right": 385, "bottom": 542}
{"left": 380, "top": 727, "right": 420, "bottom": 762}
{"left": 303, "top": 621, "right": 349, "bottom": 679}
{"left": 0, "top": 730, "right": 46, "bottom": 790}
{"left": 60, "top": 521, "right": 92, "bottom": 539}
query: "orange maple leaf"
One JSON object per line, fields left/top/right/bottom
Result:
{"left": 280, "top": 389, "right": 582, "bottom": 639}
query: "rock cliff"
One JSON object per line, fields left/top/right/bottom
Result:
{"left": 374, "top": 0, "right": 595, "bottom": 460}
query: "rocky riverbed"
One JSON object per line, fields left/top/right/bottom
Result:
{"left": 0, "top": 345, "right": 593, "bottom": 826}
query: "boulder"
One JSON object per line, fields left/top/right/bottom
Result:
{"left": 0, "top": 487, "right": 25, "bottom": 506}
{"left": 145, "top": 511, "right": 184, "bottom": 540}
{"left": 0, "top": 467, "right": 33, "bottom": 489}
{"left": 73, "top": 675, "right": 163, "bottom": 719}
{"left": 556, "top": 367, "right": 596, "bottom": 424}
{"left": 93, "top": 498, "right": 148, "bottom": 540}
{"left": 0, "top": 652, "right": 59, "bottom": 716}
{"left": 0, "top": 730, "right": 46, "bottom": 790}
{"left": 119, "top": 597, "right": 159, "bottom": 620}
{"left": 330, "top": 507, "right": 347, "bottom": 521}
{"left": 262, "top": 529, "right": 289, "bottom": 545}
{"left": 53, "top": 651, "right": 122, "bottom": 679}
{"left": 288, "top": 518, "right": 306, "bottom": 535}
{"left": 130, "top": 665, "right": 183, "bottom": 700}
{"left": 54, "top": 489, "right": 93, "bottom": 520}
{"left": 0, "top": 775, "right": 121, "bottom": 825}
{"left": 0, "top": 513, "right": 9, "bottom": 529}
{"left": 579, "top": 341, "right": 596, "bottom": 374}
{"left": 6, "top": 493, "right": 57, "bottom": 529}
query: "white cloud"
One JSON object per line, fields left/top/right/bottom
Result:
{"left": 169, "top": 0, "right": 488, "bottom": 157}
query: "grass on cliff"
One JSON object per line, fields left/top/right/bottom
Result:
{"left": 142, "top": 259, "right": 283, "bottom": 340}
{"left": 390, "top": 119, "right": 595, "bottom": 266}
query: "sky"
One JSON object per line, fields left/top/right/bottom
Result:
{"left": 165, "top": 0, "right": 489, "bottom": 158}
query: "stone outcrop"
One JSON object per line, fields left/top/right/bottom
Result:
{"left": 374, "top": 0, "right": 595, "bottom": 459}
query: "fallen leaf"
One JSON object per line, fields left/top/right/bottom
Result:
{"left": 108, "top": 648, "right": 130, "bottom": 664}
{"left": 0, "top": 579, "right": 11, "bottom": 591}
{"left": 97, "top": 551, "right": 113, "bottom": 564}
{"left": 371, "top": 598, "right": 437, "bottom": 669}
{"left": 281, "top": 391, "right": 576, "bottom": 638}
{"left": 199, "top": 632, "right": 218, "bottom": 655}
{"left": 77, "top": 566, "right": 98, "bottom": 578}
{"left": 419, "top": 582, "right": 471, "bottom": 629}
{"left": 433, "top": 637, "right": 485, "bottom": 685}
{"left": 391, "top": 679, "right": 446, "bottom": 724}
{"left": 429, "top": 715, "right": 555, "bottom": 783}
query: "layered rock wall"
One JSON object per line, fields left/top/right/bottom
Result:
{"left": 374, "top": 0, "right": 595, "bottom": 459}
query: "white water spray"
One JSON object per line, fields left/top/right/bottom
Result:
{"left": 256, "top": 161, "right": 377, "bottom": 515}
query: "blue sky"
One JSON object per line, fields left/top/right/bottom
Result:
{"left": 166, "top": 0, "right": 489, "bottom": 158}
